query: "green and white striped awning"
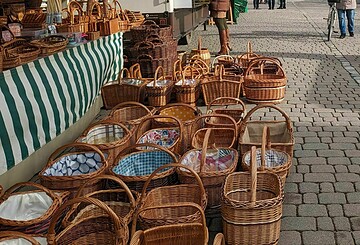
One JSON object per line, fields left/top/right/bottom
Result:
{"left": 0, "top": 32, "right": 123, "bottom": 175}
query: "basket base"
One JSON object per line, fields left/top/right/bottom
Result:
{"left": 246, "top": 98, "right": 284, "bottom": 104}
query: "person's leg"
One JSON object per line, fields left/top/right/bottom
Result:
{"left": 338, "top": 9, "right": 346, "bottom": 37}
{"left": 278, "top": 0, "right": 283, "bottom": 9}
{"left": 272, "top": 0, "right": 275, "bottom": 9}
{"left": 346, "top": 9, "right": 355, "bottom": 35}
{"left": 214, "top": 18, "right": 229, "bottom": 55}
{"left": 282, "top": 0, "right": 286, "bottom": 9}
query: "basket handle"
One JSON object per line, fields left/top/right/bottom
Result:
{"left": 245, "top": 57, "right": 285, "bottom": 77}
{"left": 109, "top": 101, "right": 152, "bottom": 117}
{"left": 0, "top": 231, "right": 41, "bottom": 245}
{"left": 119, "top": 67, "right": 131, "bottom": 80}
{"left": 211, "top": 54, "right": 234, "bottom": 70}
{"left": 200, "top": 128, "right": 213, "bottom": 173}
{"left": 207, "top": 97, "right": 246, "bottom": 115}
{"left": 239, "top": 104, "right": 293, "bottom": 133}
{"left": 173, "top": 59, "right": 182, "bottom": 79}
{"left": 135, "top": 41, "right": 155, "bottom": 50}
{"left": 142, "top": 20, "right": 157, "bottom": 26}
{"left": 261, "top": 126, "right": 271, "bottom": 171}
{"left": 137, "top": 54, "right": 153, "bottom": 61}
{"left": 157, "top": 103, "right": 201, "bottom": 116}
{"left": 129, "top": 63, "right": 141, "bottom": 77}
{"left": 182, "top": 65, "right": 196, "bottom": 81}
{"left": 154, "top": 66, "right": 165, "bottom": 85}
{"left": 0, "top": 182, "right": 59, "bottom": 205}
{"left": 80, "top": 120, "right": 132, "bottom": 139}
{"left": 191, "top": 127, "right": 236, "bottom": 149}
{"left": 74, "top": 174, "right": 136, "bottom": 210}
{"left": 213, "top": 233, "right": 226, "bottom": 245}
{"left": 47, "top": 142, "right": 107, "bottom": 166}
{"left": 149, "top": 38, "right": 164, "bottom": 46}
{"left": 250, "top": 146, "right": 257, "bottom": 207}
{"left": 246, "top": 41, "right": 253, "bottom": 61}
{"left": 188, "top": 55, "right": 210, "bottom": 75}
{"left": 47, "top": 197, "right": 127, "bottom": 245}
{"left": 145, "top": 34, "right": 162, "bottom": 41}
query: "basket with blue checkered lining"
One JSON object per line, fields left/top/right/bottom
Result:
{"left": 110, "top": 143, "right": 178, "bottom": 193}
{"left": 242, "top": 126, "right": 291, "bottom": 186}
{"left": 136, "top": 115, "right": 183, "bottom": 155}
{"left": 39, "top": 143, "right": 108, "bottom": 198}
{"left": 76, "top": 120, "right": 132, "bottom": 166}
{"left": 178, "top": 128, "right": 238, "bottom": 212}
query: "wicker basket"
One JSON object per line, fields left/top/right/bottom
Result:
{"left": 110, "top": 143, "right": 178, "bottom": 192}
{"left": 246, "top": 56, "right": 283, "bottom": 75}
{"left": 242, "top": 126, "right": 291, "bottom": 186}
{"left": 86, "top": 2, "right": 102, "bottom": 41}
{"left": 236, "top": 41, "right": 260, "bottom": 69}
{"left": 131, "top": 20, "right": 173, "bottom": 43}
{"left": 155, "top": 103, "right": 202, "bottom": 151}
{"left": 0, "top": 231, "right": 42, "bottom": 245}
{"left": 238, "top": 104, "right": 294, "bottom": 166}
{"left": 136, "top": 163, "right": 207, "bottom": 231}
{"left": 174, "top": 66, "right": 201, "bottom": 105}
{"left": 145, "top": 66, "right": 174, "bottom": 107}
{"left": 57, "top": 1, "right": 88, "bottom": 33}
{"left": 130, "top": 203, "right": 208, "bottom": 245}
{"left": 47, "top": 196, "right": 128, "bottom": 245}
{"left": 178, "top": 129, "right": 238, "bottom": 211}
{"left": 76, "top": 120, "right": 132, "bottom": 166}
{"left": 189, "top": 37, "right": 211, "bottom": 66}
{"left": 136, "top": 115, "right": 183, "bottom": 155}
{"left": 0, "top": 182, "right": 70, "bottom": 235}
{"left": 30, "top": 35, "right": 68, "bottom": 56}
{"left": 221, "top": 146, "right": 284, "bottom": 245}
{"left": 62, "top": 175, "right": 137, "bottom": 243}
{"left": 187, "top": 55, "right": 210, "bottom": 75}
{"left": 201, "top": 65, "right": 242, "bottom": 105}
{"left": 114, "top": 0, "right": 131, "bottom": 32}
{"left": 38, "top": 143, "right": 108, "bottom": 197}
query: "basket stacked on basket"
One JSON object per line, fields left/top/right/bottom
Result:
{"left": 31, "top": 35, "right": 68, "bottom": 56}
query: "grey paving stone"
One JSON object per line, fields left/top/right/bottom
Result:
{"left": 356, "top": 182, "right": 360, "bottom": 192}
{"left": 284, "top": 183, "right": 299, "bottom": 193}
{"left": 330, "top": 143, "right": 356, "bottom": 150}
{"left": 299, "top": 182, "right": 319, "bottom": 193}
{"left": 335, "top": 165, "right": 350, "bottom": 173}
{"left": 319, "top": 193, "right": 347, "bottom": 204}
{"left": 302, "top": 231, "right": 335, "bottom": 245}
{"left": 302, "top": 143, "right": 329, "bottom": 150}
{"left": 311, "top": 165, "right": 335, "bottom": 173}
{"left": 333, "top": 137, "right": 358, "bottom": 143}
{"left": 303, "top": 193, "right": 319, "bottom": 204}
{"left": 317, "top": 217, "right": 334, "bottom": 231}
{"left": 294, "top": 150, "right": 317, "bottom": 158}
{"left": 298, "top": 204, "right": 327, "bottom": 217}
{"left": 281, "top": 217, "right": 316, "bottom": 231}
{"left": 344, "top": 204, "right": 360, "bottom": 217}
{"left": 283, "top": 204, "right": 297, "bottom": 217}
{"left": 345, "top": 150, "right": 360, "bottom": 157}
{"left": 348, "top": 165, "right": 360, "bottom": 173}
{"left": 284, "top": 193, "right": 303, "bottom": 205}
{"left": 350, "top": 217, "right": 360, "bottom": 231}
{"left": 336, "top": 232, "right": 355, "bottom": 245}
{"left": 320, "top": 183, "right": 335, "bottom": 193}
{"left": 297, "top": 165, "right": 310, "bottom": 173}
{"left": 351, "top": 158, "right": 360, "bottom": 165}
{"left": 304, "top": 137, "right": 321, "bottom": 143}
{"left": 279, "top": 231, "right": 302, "bottom": 245}
{"left": 327, "top": 204, "right": 344, "bottom": 217}
{"left": 333, "top": 216, "right": 352, "bottom": 231}
{"left": 305, "top": 173, "right": 336, "bottom": 182}
{"left": 334, "top": 182, "right": 355, "bottom": 192}
{"left": 328, "top": 157, "right": 351, "bottom": 165}
{"left": 347, "top": 193, "right": 360, "bottom": 204}
{"left": 318, "top": 150, "right": 345, "bottom": 157}
{"left": 335, "top": 173, "right": 360, "bottom": 182}
{"left": 298, "top": 157, "right": 326, "bottom": 165}
{"left": 286, "top": 173, "right": 303, "bottom": 183}
{"left": 353, "top": 231, "right": 360, "bottom": 245}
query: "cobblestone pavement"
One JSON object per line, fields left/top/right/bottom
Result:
{"left": 180, "top": 1, "right": 360, "bottom": 244}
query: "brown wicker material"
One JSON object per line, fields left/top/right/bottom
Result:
{"left": 21, "top": 12, "right": 46, "bottom": 28}
{"left": 86, "top": 2, "right": 102, "bottom": 41}
{"left": 201, "top": 65, "right": 242, "bottom": 106}
{"left": 136, "top": 163, "right": 207, "bottom": 232}
{"left": 57, "top": 1, "right": 88, "bottom": 33}
{"left": 113, "top": 0, "right": 131, "bottom": 32}
{"left": 137, "top": 54, "right": 175, "bottom": 78}
{"left": 238, "top": 104, "right": 294, "bottom": 173}
{"left": 206, "top": 97, "right": 246, "bottom": 134}
{"left": 136, "top": 115, "right": 183, "bottom": 155}
{"left": 244, "top": 85, "right": 286, "bottom": 102}
{"left": 174, "top": 66, "right": 201, "bottom": 105}
{"left": 247, "top": 56, "right": 283, "bottom": 75}
{"left": 130, "top": 203, "right": 208, "bottom": 245}
{"left": 155, "top": 103, "right": 202, "bottom": 151}
{"left": 145, "top": 66, "right": 174, "bottom": 106}
{"left": 2, "top": 38, "right": 24, "bottom": 70}
{"left": 213, "top": 233, "right": 226, "bottom": 245}
{"left": 76, "top": 120, "right": 132, "bottom": 166}
{"left": 30, "top": 35, "right": 68, "bottom": 56}
{"left": 221, "top": 146, "right": 284, "bottom": 245}
{"left": 187, "top": 55, "right": 210, "bottom": 75}
{"left": 0, "top": 185, "right": 2, "bottom": 195}
{"left": 0, "top": 182, "right": 70, "bottom": 235}
{"left": 242, "top": 126, "right": 291, "bottom": 186}
{"left": 63, "top": 175, "right": 137, "bottom": 243}
{"left": 236, "top": 41, "right": 261, "bottom": 69}
{"left": 178, "top": 129, "right": 238, "bottom": 211}
{"left": 8, "top": 43, "right": 41, "bottom": 64}
{"left": 131, "top": 20, "right": 173, "bottom": 43}
{"left": 0, "top": 231, "right": 41, "bottom": 244}
{"left": 110, "top": 143, "right": 178, "bottom": 193}
{"left": 191, "top": 114, "right": 238, "bottom": 149}
{"left": 125, "top": 10, "right": 144, "bottom": 28}
{"left": 38, "top": 143, "right": 108, "bottom": 197}
{"left": 189, "top": 37, "right": 211, "bottom": 66}
{"left": 47, "top": 196, "right": 128, "bottom": 245}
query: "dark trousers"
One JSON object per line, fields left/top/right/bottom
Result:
{"left": 279, "top": 0, "right": 286, "bottom": 8}
{"left": 254, "top": 0, "right": 259, "bottom": 9}
{"left": 268, "top": 0, "right": 275, "bottom": 9}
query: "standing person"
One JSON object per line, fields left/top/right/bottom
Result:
{"left": 268, "top": 0, "right": 275, "bottom": 9}
{"left": 337, "top": 0, "right": 356, "bottom": 38}
{"left": 254, "top": 0, "right": 260, "bottom": 9}
{"left": 210, "top": 0, "right": 231, "bottom": 55}
{"left": 278, "top": 0, "right": 286, "bottom": 9}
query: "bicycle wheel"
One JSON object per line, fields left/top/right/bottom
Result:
{"left": 327, "top": 8, "right": 336, "bottom": 41}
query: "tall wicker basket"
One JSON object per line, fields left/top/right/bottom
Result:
{"left": 221, "top": 146, "right": 284, "bottom": 245}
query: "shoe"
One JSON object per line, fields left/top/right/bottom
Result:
{"left": 350, "top": 32, "right": 354, "bottom": 37}
{"left": 283, "top": 6, "right": 286, "bottom": 9}
{"left": 277, "top": 6, "right": 283, "bottom": 9}
{"left": 340, "top": 34, "right": 346, "bottom": 39}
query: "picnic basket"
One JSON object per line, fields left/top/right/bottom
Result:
{"left": 189, "top": 37, "right": 211, "bottom": 66}
{"left": 155, "top": 103, "right": 202, "bottom": 151}
{"left": 0, "top": 231, "right": 42, "bottom": 245}
{"left": 221, "top": 146, "right": 284, "bottom": 245}
{"left": 62, "top": 175, "right": 137, "bottom": 243}
{"left": 76, "top": 120, "right": 132, "bottom": 166}
{"left": 30, "top": 35, "right": 68, "bottom": 56}
{"left": 173, "top": 65, "right": 201, "bottom": 105}
{"left": 57, "top": 0, "right": 88, "bottom": 33}
{"left": 242, "top": 126, "right": 291, "bottom": 186}
{"left": 136, "top": 115, "right": 183, "bottom": 154}
{"left": 110, "top": 143, "right": 178, "bottom": 192}
{"left": 238, "top": 104, "right": 294, "bottom": 165}
{"left": 130, "top": 203, "right": 208, "bottom": 245}
{"left": 38, "top": 143, "right": 108, "bottom": 197}
{"left": 145, "top": 66, "right": 174, "bottom": 106}
{"left": 47, "top": 196, "right": 128, "bottom": 245}
{"left": 0, "top": 182, "right": 70, "bottom": 235}
{"left": 178, "top": 128, "right": 238, "bottom": 210}
{"left": 135, "top": 163, "right": 207, "bottom": 231}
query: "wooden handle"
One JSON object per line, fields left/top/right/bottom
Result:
{"left": 207, "top": 96, "right": 246, "bottom": 113}
{"left": 0, "top": 231, "right": 41, "bottom": 245}
{"left": 261, "top": 126, "right": 271, "bottom": 171}
{"left": 154, "top": 66, "right": 165, "bottom": 85}
{"left": 250, "top": 146, "right": 257, "bottom": 207}
{"left": 109, "top": 101, "right": 151, "bottom": 117}
{"left": 245, "top": 57, "right": 285, "bottom": 77}
{"left": 199, "top": 128, "right": 211, "bottom": 173}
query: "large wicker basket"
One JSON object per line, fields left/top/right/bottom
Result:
{"left": 145, "top": 66, "right": 174, "bottom": 106}
{"left": 221, "top": 146, "right": 284, "bottom": 245}
{"left": 173, "top": 66, "right": 201, "bottom": 105}
{"left": 135, "top": 163, "right": 207, "bottom": 232}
